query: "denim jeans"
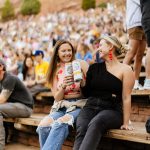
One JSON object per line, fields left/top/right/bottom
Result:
{"left": 73, "top": 97, "right": 123, "bottom": 150}
{"left": 36, "top": 99, "right": 81, "bottom": 150}
{"left": 0, "top": 102, "right": 32, "bottom": 150}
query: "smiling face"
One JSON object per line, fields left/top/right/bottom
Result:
{"left": 25, "top": 57, "right": 33, "bottom": 68}
{"left": 98, "top": 39, "right": 112, "bottom": 59}
{"left": 58, "top": 43, "right": 73, "bottom": 63}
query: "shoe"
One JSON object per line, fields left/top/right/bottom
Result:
{"left": 133, "top": 82, "right": 143, "bottom": 90}
{"left": 143, "top": 79, "right": 150, "bottom": 90}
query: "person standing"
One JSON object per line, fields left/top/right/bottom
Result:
{"left": 140, "top": 0, "right": 150, "bottom": 89}
{"left": 0, "top": 58, "right": 33, "bottom": 150}
{"left": 123, "top": 0, "right": 146, "bottom": 89}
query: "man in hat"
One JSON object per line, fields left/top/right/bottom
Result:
{"left": 28, "top": 50, "right": 50, "bottom": 96}
{"left": 0, "top": 58, "right": 33, "bottom": 150}
{"left": 34, "top": 50, "right": 49, "bottom": 84}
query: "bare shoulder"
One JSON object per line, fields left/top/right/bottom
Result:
{"left": 119, "top": 63, "right": 133, "bottom": 73}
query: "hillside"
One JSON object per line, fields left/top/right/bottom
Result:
{"left": 0, "top": 0, "right": 125, "bottom": 16}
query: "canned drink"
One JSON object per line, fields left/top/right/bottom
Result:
{"left": 72, "top": 60, "right": 83, "bottom": 82}
{"left": 65, "top": 63, "right": 73, "bottom": 76}
{"left": 65, "top": 63, "right": 74, "bottom": 85}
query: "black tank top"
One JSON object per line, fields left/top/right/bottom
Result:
{"left": 82, "top": 62, "right": 122, "bottom": 102}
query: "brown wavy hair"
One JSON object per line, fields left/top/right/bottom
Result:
{"left": 47, "top": 40, "right": 75, "bottom": 84}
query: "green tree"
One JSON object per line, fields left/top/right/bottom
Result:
{"left": 21, "top": 0, "right": 41, "bottom": 16}
{"left": 98, "top": 2, "right": 107, "bottom": 8}
{"left": 1, "top": 0, "right": 15, "bottom": 21}
{"left": 82, "top": 0, "right": 96, "bottom": 11}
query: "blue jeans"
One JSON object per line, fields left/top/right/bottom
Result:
{"left": 36, "top": 99, "right": 81, "bottom": 150}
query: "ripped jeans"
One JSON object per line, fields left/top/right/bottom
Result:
{"left": 36, "top": 99, "right": 81, "bottom": 150}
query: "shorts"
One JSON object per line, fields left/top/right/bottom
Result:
{"left": 128, "top": 26, "right": 146, "bottom": 41}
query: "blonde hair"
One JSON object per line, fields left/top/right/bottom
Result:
{"left": 101, "top": 35, "right": 126, "bottom": 55}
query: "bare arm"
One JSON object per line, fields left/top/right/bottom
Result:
{"left": 51, "top": 75, "right": 74, "bottom": 101}
{"left": 79, "top": 60, "right": 89, "bottom": 87}
{"left": 80, "top": 60, "right": 89, "bottom": 77}
{"left": 0, "top": 89, "right": 12, "bottom": 104}
{"left": 35, "top": 78, "right": 47, "bottom": 85}
{"left": 51, "top": 76, "right": 65, "bottom": 101}
{"left": 121, "top": 65, "right": 135, "bottom": 130}
{"left": 51, "top": 60, "right": 88, "bottom": 101}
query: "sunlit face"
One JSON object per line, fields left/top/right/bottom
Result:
{"left": 58, "top": 43, "right": 73, "bottom": 63}
{"left": 35, "top": 54, "right": 43, "bottom": 63}
{"left": 26, "top": 57, "right": 33, "bottom": 68}
{"left": 97, "top": 39, "right": 112, "bottom": 59}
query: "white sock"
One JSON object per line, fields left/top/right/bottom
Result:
{"left": 134, "top": 80, "right": 139, "bottom": 84}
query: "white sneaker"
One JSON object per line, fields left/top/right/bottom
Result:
{"left": 133, "top": 82, "right": 143, "bottom": 90}
{"left": 143, "top": 79, "right": 150, "bottom": 90}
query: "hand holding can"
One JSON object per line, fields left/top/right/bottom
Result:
{"left": 72, "top": 60, "right": 83, "bottom": 82}
{"left": 65, "top": 63, "right": 74, "bottom": 85}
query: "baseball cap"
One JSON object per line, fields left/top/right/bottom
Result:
{"left": 34, "top": 50, "right": 44, "bottom": 57}
{"left": 0, "top": 58, "right": 6, "bottom": 71}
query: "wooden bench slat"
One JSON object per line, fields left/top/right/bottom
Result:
{"left": 4, "top": 114, "right": 150, "bottom": 144}
{"left": 132, "top": 89, "right": 150, "bottom": 96}
{"left": 35, "top": 90, "right": 150, "bottom": 100}
{"left": 36, "top": 92, "right": 53, "bottom": 100}
{"left": 4, "top": 113, "right": 47, "bottom": 126}
{"left": 105, "top": 122, "right": 150, "bottom": 144}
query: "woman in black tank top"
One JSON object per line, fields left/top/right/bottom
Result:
{"left": 73, "top": 35, "right": 135, "bottom": 150}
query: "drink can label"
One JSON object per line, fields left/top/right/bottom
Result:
{"left": 65, "top": 63, "right": 74, "bottom": 85}
{"left": 65, "top": 63, "right": 73, "bottom": 76}
{"left": 72, "top": 60, "right": 82, "bottom": 82}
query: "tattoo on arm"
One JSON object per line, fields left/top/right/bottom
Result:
{"left": 1, "top": 89, "right": 12, "bottom": 100}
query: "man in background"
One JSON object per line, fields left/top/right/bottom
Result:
{"left": 0, "top": 58, "right": 33, "bottom": 150}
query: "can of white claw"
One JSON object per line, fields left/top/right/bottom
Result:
{"left": 72, "top": 60, "right": 83, "bottom": 82}
{"left": 65, "top": 62, "right": 74, "bottom": 85}
{"left": 65, "top": 62, "right": 73, "bottom": 76}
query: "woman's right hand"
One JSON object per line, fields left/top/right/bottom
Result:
{"left": 63, "top": 75, "right": 74, "bottom": 87}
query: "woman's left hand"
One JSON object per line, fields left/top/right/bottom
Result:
{"left": 120, "top": 124, "right": 134, "bottom": 130}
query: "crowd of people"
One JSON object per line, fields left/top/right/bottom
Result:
{"left": 0, "top": 6, "right": 125, "bottom": 79}
{"left": 0, "top": 1, "right": 150, "bottom": 150}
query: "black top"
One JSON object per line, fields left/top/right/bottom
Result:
{"left": 0, "top": 72, "right": 34, "bottom": 108}
{"left": 82, "top": 62, "right": 122, "bottom": 102}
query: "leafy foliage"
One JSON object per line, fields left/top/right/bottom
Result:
{"left": 21, "top": 0, "right": 41, "bottom": 16}
{"left": 1, "top": 0, "right": 15, "bottom": 21}
{"left": 98, "top": 2, "right": 107, "bottom": 8}
{"left": 82, "top": 0, "right": 96, "bottom": 11}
